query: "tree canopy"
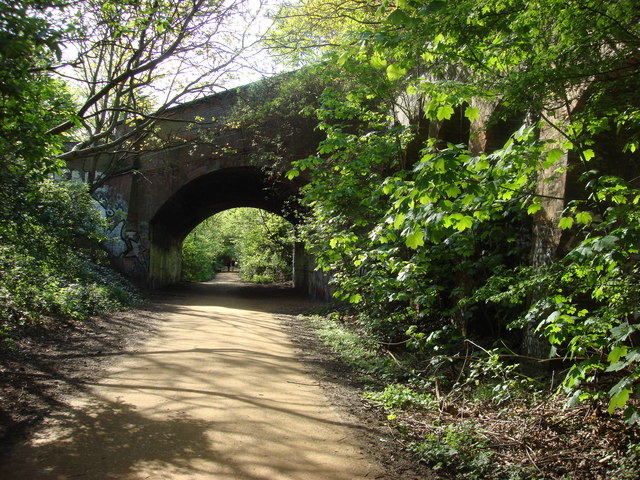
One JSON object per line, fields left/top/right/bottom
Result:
{"left": 43, "top": 0, "right": 271, "bottom": 190}
{"left": 270, "top": 0, "right": 640, "bottom": 421}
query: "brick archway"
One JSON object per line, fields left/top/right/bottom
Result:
{"left": 67, "top": 82, "right": 320, "bottom": 288}
{"left": 148, "top": 166, "right": 301, "bottom": 287}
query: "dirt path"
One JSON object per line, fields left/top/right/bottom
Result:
{"left": 0, "top": 274, "right": 385, "bottom": 480}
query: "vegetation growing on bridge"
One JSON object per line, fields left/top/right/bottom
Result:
{"left": 264, "top": 0, "right": 640, "bottom": 477}
{"left": 181, "top": 208, "right": 295, "bottom": 284}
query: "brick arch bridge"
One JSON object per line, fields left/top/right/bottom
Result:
{"left": 67, "top": 85, "right": 325, "bottom": 292}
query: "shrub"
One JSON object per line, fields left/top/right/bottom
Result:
{"left": 0, "top": 179, "right": 140, "bottom": 339}
{"left": 409, "top": 423, "right": 493, "bottom": 479}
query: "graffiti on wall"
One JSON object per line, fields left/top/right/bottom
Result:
{"left": 94, "top": 188, "right": 128, "bottom": 257}
{"left": 94, "top": 188, "right": 150, "bottom": 277}
{"left": 122, "top": 222, "right": 150, "bottom": 277}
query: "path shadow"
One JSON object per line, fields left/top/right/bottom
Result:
{"left": 0, "top": 382, "right": 375, "bottom": 480}
{"left": 0, "top": 273, "right": 381, "bottom": 480}
{"left": 0, "top": 397, "right": 217, "bottom": 479}
{"left": 152, "top": 273, "right": 315, "bottom": 315}
{"left": 0, "top": 306, "right": 161, "bottom": 446}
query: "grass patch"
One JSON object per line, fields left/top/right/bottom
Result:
{"left": 363, "top": 383, "right": 435, "bottom": 413}
{"left": 306, "top": 314, "right": 400, "bottom": 385}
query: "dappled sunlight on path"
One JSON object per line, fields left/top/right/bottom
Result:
{"left": 0, "top": 274, "right": 381, "bottom": 479}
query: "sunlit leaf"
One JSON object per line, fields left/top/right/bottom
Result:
{"left": 386, "top": 63, "right": 407, "bottom": 81}
{"left": 387, "top": 9, "right": 411, "bottom": 26}
{"left": 543, "top": 148, "right": 564, "bottom": 168}
{"left": 406, "top": 230, "right": 424, "bottom": 249}
{"left": 393, "top": 213, "right": 405, "bottom": 229}
{"left": 464, "top": 106, "right": 480, "bottom": 121}
{"left": 582, "top": 149, "right": 595, "bottom": 161}
{"left": 370, "top": 53, "right": 387, "bottom": 69}
{"left": 436, "top": 104, "right": 454, "bottom": 121}
{"left": 559, "top": 217, "right": 574, "bottom": 230}
{"left": 609, "top": 383, "right": 633, "bottom": 413}
{"left": 455, "top": 216, "right": 474, "bottom": 231}
{"left": 575, "top": 211, "right": 592, "bottom": 225}
{"left": 527, "top": 202, "right": 542, "bottom": 215}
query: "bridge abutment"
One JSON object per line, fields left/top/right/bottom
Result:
{"left": 149, "top": 225, "right": 183, "bottom": 289}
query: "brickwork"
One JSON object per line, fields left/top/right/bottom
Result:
{"left": 68, "top": 85, "right": 321, "bottom": 291}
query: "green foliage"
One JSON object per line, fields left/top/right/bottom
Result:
{"left": 363, "top": 384, "right": 435, "bottom": 413}
{"left": 479, "top": 188, "right": 640, "bottom": 418}
{"left": 1, "top": 0, "right": 71, "bottom": 245}
{"left": 235, "top": 210, "right": 295, "bottom": 284}
{"left": 1, "top": 1, "right": 73, "bottom": 225}
{"left": 268, "top": 0, "right": 384, "bottom": 66}
{"left": 0, "top": 180, "right": 140, "bottom": 335}
{"left": 277, "top": 0, "right": 640, "bottom": 422}
{"left": 0, "top": 2, "right": 139, "bottom": 340}
{"left": 181, "top": 222, "right": 222, "bottom": 282}
{"left": 290, "top": 60, "right": 532, "bottom": 346}
{"left": 310, "top": 314, "right": 400, "bottom": 384}
{"left": 181, "top": 208, "right": 295, "bottom": 284}
{"left": 457, "top": 346, "right": 537, "bottom": 406}
{"left": 409, "top": 423, "right": 493, "bottom": 479}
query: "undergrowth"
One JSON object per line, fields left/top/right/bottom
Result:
{"left": 0, "top": 255, "right": 142, "bottom": 348}
{"left": 0, "top": 178, "right": 142, "bottom": 345}
{"left": 301, "top": 311, "right": 640, "bottom": 479}
{"left": 312, "top": 313, "right": 400, "bottom": 385}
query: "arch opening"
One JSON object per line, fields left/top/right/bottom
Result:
{"left": 181, "top": 207, "right": 295, "bottom": 285}
{"left": 148, "top": 166, "right": 304, "bottom": 288}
